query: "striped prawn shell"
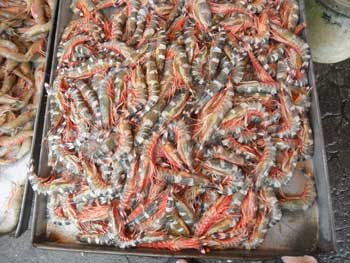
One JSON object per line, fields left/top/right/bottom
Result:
{"left": 218, "top": 102, "right": 267, "bottom": 139}
{"left": 172, "top": 119, "right": 194, "bottom": 170}
{"left": 115, "top": 116, "right": 134, "bottom": 158}
{"left": 135, "top": 99, "right": 166, "bottom": 146}
{"left": 128, "top": 66, "right": 147, "bottom": 116}
{"left": 127, "top": 200, "right": 160, "bottom": 226}
{"left": 155, "top": 28, "right": 167, "bottom": 73}
{"left": 156, "top": 91, "right": 189, "bottom": 128}
{"left": 256, "top": 54, "right": 274, "bottom": 76}
{"left": 75, "top": 80, "right": 102, "bottom": 126}
{"left": 270, "top": 23, "right": 310, "bottom": 66}
{"left": 159, "top": 168, "right": 210, "bottom": 187}
{"left": 276, "top": 59, "right": 290, "bottom": 81}
{"left": 258, "top": 187, "right": 282, "bottom": 227}
{"left": 93, "top": 134, "right": 116, "bottom": 160}
{"left": 206, "top": 216, "right": 239, "bottom": 236}
{"left": 192, "top": 0, "right": 212, "bottom": 30}
{"left": 111, "top": 6, "right": 128, "bottom": 41}
{"left": 142, "top": 10, "right": 158, "bottom": 43}
{"left": 93, "top": 69, "right": 117, "bottom": 130}
{"left": 47, "top": 193, "right": 72, "bottom": 226}
{"left": 160, "top": 140, "right": 186, "bottom": 170}
{"left": 267, "top": 44, "right": 286, "bottom": 63}
{"left": 208, "top": 27, "right": 226, "bottom": 80}
{"left": 246, "top": 0, "right": 267, "bottom": 13}
{"left": 167, "top": 0, "right": 185, "bottom": 26}
{"left": 299, "top": 114, "right": 314, "bottom": 158}
{"left": 29, "top": 171, "right": 76, "bottom": 196}
{"left": 192, "top": 45, "right": 208, "bottom": 86}
{"left": 242, "top": 211, "right": 270, "bottom": 250}
{"left": 173, "top": 44, "right": 193, "bottom": 88}
{"left": 83, "top": 162, "right": 113, "bottom": 196}
{"left": 174, "top": 197, "right": 195, "bottom": 227}
{"left": 57, "top": 35, "right": 91, "bottom": 65}
{"left": 144, "top": 52, "right": 160, "bottom": 111}
{"left": 208, "top": 145, "right": 246, "bottom": 167}
{"left": 100, "top": 40, "right": 141, "bottom": 64}
{"left": 265, "top": 149, "right": 298, "bottom": 188}
{"left": 194, "top": 57, "right": 233, "bottom": 113}
{"left": 73, "top": 44, "right": 95, "bottom": 60}
{"left": 159, "top": 56, "right": 174, "bottom": 99}
{"left": 167, "top": 209, "right": 191, "bottom": 237}
{"left": 67, "top": 86, "right": 95, "bottom": 125}
{"left": 235, "top": 81, "right": 279, "bottom": 95}
{"left": 65, "top": 58, "right": 116, "bottom": 79}
{"left": 280, "top": 0, "right": 300, "bottom": 31}
{"left": 70, "top": 0, "right": 96, "bottom": 16}
{"left": 200, "top": 158, "right": 241, "bottom": 180}
{"left": 231, "top": 57, "right": 247, "bottom": 84}
{"left": 77, "top": 233, "right": 113, "bottom": 246}
{"left": 254, "top": 137, "right": 277, "bottom": 188}
{"left": 276, "top": 83, "right": 301, "bottom": 138}
{"left": 127, "top": 6, "right": 148, "bottom": 46}
{"left": 113, "top": 68, "right": 127, "bottom": 110}
{"left": 278, "top": 168, "right": 316, "bottom": 212}
{"left": 194, "top": 88, "right": 234, "bottom": 145}
{"left": 124, "top": 0, "right": 140, "bottom": 41}
{"left": 183, "top": 18, "right": 197, "bottom": 63}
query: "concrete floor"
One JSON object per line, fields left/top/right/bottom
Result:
{"left": 314, "top": 60, "right": 350, "bottom": 263}
{"left": 1, "top": 60, "right": 349, "bottom": 263}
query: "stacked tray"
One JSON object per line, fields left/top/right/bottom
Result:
{"left": 0, "top": 0, "right": 59, "bottom": 237}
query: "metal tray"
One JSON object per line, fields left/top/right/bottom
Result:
{"left": 31, "top": 0, "right": 336, "bottom": 259}
{"left": 0, "top": 0, "right": 59, "bottom": 238}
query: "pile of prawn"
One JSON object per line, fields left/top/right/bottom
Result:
{"left": 30, "top": 0, "right": 317, "bottom": 252}
{"left": 0, "top": 0, "right": 53, "bottom": 165}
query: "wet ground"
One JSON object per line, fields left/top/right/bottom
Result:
{"left": 0, "top": 60, "right": 349, "bottom": 263}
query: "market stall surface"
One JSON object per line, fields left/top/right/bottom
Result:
{"left": 0, "top": 60, "right": 349, "bottom": 263}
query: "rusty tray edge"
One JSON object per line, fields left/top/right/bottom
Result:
{"left": 299, "top": 0, "right": 336, "bottom": 252}
{"left": 30, "top": 0, "right": 336, "bottom": 258}
{"left": 31, "top": 241, "right": 322, "bottom": 260}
